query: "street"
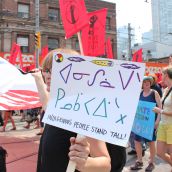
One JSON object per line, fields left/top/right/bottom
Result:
{"left": 0, "top": 116, "right": 171, "bottom": 172}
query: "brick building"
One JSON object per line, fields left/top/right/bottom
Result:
{"left": 0, "top": 0, "right": 117, "bottom": 62}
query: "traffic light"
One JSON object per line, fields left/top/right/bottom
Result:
{"left": 35, "top": 32, "right": 41, "bottom": 48}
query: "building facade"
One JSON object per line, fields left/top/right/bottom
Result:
{"left": 151, "top": 0, "right": 172, "bottom": 45}
{"left": 0, "top": 0, "right": 117, "bottom": 63}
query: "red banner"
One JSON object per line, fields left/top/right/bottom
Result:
{"left": 132, "top": 49, "right": 143, "bottom": 62}
{"left": 59, "top": 0, "right": 89, "bottom": 39}
{"left": 106, "top": 37, "right": 113, "bottom": 59}
{"left": 145, "top": 62, "right": 168, "bottom": 83}
{"left": 81, "top": 8, "right": 107, "bottom": 57}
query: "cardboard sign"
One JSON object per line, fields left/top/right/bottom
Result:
{"left": 132, "top": 100, "right": 156, "bottom": 140}
{"left": 43, "top": 53, "right": 145, "bottom": 146}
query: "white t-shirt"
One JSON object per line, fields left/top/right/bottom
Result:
{"left": 161, "top": 88, "right": 172, "bottom": 124}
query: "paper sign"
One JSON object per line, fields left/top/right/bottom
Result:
{"left": 43, "top": 53, "right": 145, "bottom": 147}
{"left": 132, "top": 100, "right": 156, "bottom": 140}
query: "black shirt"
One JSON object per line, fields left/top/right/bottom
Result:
{"left": 37, "top": 124, "right": 79, "bottom": 172}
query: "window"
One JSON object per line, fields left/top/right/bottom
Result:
{"left": 106, "top": 17, "right": 111, "bottom": 30}
{"left": 66, "top": 39, "right": 72, "bottom": 49}
{"left": 18, "top": 3, "right": 29, "bottom": 19}
{"left": 17, "top": 35, "right": 29, "bottom": 53}
{"left": 48, "top": 8, "right": 60, "bottom": 22}
{"left": 75, "top": 40, "right": 79, "bottom": 50}
{"left": 48, "top": 38, "right": 59, "bottom": 50}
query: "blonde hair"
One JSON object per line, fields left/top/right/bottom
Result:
{"left": 42, "top": 48, "right": 79, "bottom": 71}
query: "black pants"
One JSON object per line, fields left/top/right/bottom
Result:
{"left": 106, "top": 143, "right": 126, "bottom": 172}
{"left": 0, "top": 114, "right": 3, "bottom": 126}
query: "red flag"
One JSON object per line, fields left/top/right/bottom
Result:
{"left": 106, "top": 38, "right": 113, "bottom": 59}
{"left": 132, "top": 49, "right": 143, "bottom": 62}
{"left": 9, "top": 43, "right": 20, "bottom": 65}
{"left": 18, "top": 46, "right": 23, "bottom": 69}
{"left": 40, "top": 45, "right": 48, "bottom": 66}
{"left": 81, "top": 8, "right": 107, "bottom": 57}
{"left": 59, "top": 0, "right": 89, "bottom": 39}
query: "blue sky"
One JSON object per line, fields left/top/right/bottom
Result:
{"left": 104, "top": 0, "right": 152, "bottom": 42}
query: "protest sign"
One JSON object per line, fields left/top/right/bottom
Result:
{"left": 0, "top": 57, "right": 41, "bottom": 110}
{"left": 43, "top": 53, "right": 145, "bottom": 146}
{"left": 132, "top": 100, "right": 156, "bottom": 140}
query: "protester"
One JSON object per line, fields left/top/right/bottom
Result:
{"left": 0, "top": 110, "right": 16, "bottom": 132}
{"left": 130, "top": 76, "right": 161, "bottom": 171}
{"left": 20, "top": 110, "right": 25, "bottom": 122}
{"left": 24, "top": 108, "right": 40, "bottom": 129}
{"left": 127, "top": 132, "right": 146, "bottom": 156}
{"left": 106, "top": 143, "right": 126, "bottom": 172}
{"left": 36, "top": 107, "right": 44, "bottom": 136}
{"left": 149, "top": 74, "right": 163, "bottom": 97}
{"left": 32, "top": 48, "right": 111, "bottom": 172}
{"left": 153, "top": 66, "right": 172, "bottom": 171}
{"left": 0, "top": 111, "right": 4, "bottom": 126}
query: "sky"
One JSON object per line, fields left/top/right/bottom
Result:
{"left": 104, "top": 0, "right": 152, "bottom": 42}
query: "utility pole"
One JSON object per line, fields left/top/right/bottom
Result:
{"left": 128, "top": 23, "right": 132, "bottom": 61}
{"left": 35, "top": 0, "right": 40, "bottom": 68}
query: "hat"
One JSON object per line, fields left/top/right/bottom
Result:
{"left": 143, "top": 76, "right": 154, "bottom": 86}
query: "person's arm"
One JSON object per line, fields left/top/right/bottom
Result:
{"left": 83, "top": 138, "right": 111, "bottom": 172}
{"left": 31, "top": 71, "right": 49, "bottom": 109}
{"left": 154, "top": 90, "right": 162, "bottom": 129}
{"left": 154, "top": 107, "right": 172, "bottom": 116}
{"left": 69, "top": 136, "right": 111, "bottom": 172}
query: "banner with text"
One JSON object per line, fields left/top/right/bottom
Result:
{"left": 132, "top": 100, "right": 156, "bottom": 140}
{"left": 43, "top": 53, "right": 145, "bottom": 146}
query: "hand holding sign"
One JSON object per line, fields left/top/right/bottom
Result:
{"left": 67, "top": 134, "right": 90, "bottom": 172}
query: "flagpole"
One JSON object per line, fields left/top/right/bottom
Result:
{"left": 66, "top": 134, "right": 85, "bottom": 172}
{"left": 66, "top": 32, "right": 85, "bottom": 172}
{"left": 77, "top": 32, "right": 84, "bottom": 55}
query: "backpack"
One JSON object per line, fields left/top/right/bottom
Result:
{"left": 0, "top": 146, "right": 7, "bottom": 172}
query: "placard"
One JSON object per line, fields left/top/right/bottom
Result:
{"left": 132, "top": 100, "right": 156, "bottom": 140}
{"left": 43, "top": 53, "right": 145, "bottom": 146}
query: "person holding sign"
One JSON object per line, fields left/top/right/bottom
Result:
{"left": 32, "top": 48, "right": 111, "bottom": 172}
{"left": 130, "top": 76, "right": 161, "bottom": 171}
{"left": 153, "top": 66, "right": 172, "bottom": 171}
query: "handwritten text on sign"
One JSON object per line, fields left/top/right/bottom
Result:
{"left": 132, "top": 100, "right": 156, "bottom": 140}
{"left": 43, "top": 53, "right": 145, "bottom": 147}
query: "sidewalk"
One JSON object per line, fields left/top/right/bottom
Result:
{"left": 0, "top": 116, "right": 171, "bottom": 172}
{"left": 123, "top": 149, "right": 171, "bottom": 172}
